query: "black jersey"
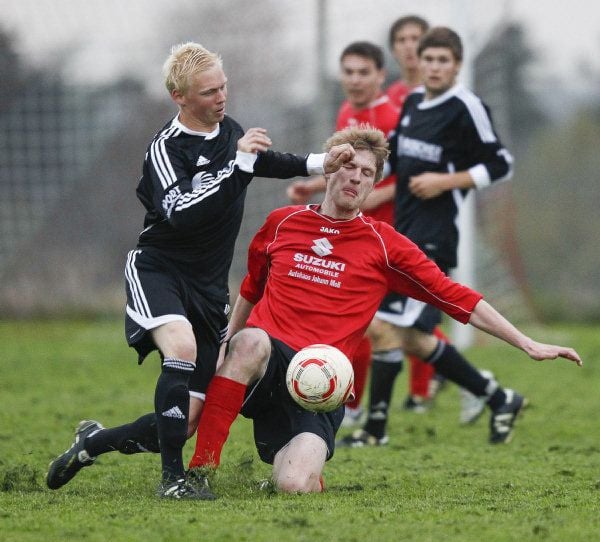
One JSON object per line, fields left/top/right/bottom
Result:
{"left": 135, "top": 114, "right": 312, "bottom": 301}
{"left": 389, "top": 84, "right": 513, "bottom": 268}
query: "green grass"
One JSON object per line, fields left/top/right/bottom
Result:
{"left": 1, "top": 319, "right": 598, "bottom": 541}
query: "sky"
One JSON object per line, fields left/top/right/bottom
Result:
{"left": 1, "top": 0, "right": 599, "bottom": 98}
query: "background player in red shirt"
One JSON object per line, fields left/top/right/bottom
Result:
{"left": 386, "top": 15, "right": 429, "bottom": 109}
{"left": 287, "top": 42, "right": 400, "bottom": 427}
{"left": 187, "top": 126, "right": 581, "bottom": 497}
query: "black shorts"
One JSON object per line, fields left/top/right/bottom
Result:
{"left": 240, "top": 338, "right": 344, "bottom": 465}
{"left": 124, "top": 249, "right": 229, "bottom": 396}
{"left": 375, "top": 262, "right": 451, "bottom": 333}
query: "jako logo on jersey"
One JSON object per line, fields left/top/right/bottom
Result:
{"left": 196, "top": 155, "right": 210, "bottom": 166}
{"left": 293, "top": 253, "right": 346, "bottom": 272}
{"left": 312, "top": 237, "right": 333, "bottom": 256}
{"left": 162, "top": 186, "right": 182, "bottom": 217}
{"left": 320, "top": 226, "right": 340, "bottom": 235}
{"left": 397, "top": 135, "right": 442, "bottom": 163}
{"left": 401, "top": 115, "right": 410, "bottom": 127}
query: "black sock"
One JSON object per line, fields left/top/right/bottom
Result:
{"left": 85, "top": 413, "right": 159, "bottom": 457}
{"left": 427, "top": 342, "right": 506, "bottom": 409}
{"left": 363, "top": 349, "right": 403, "bottom": 439}
{"left": 154, "top": 358, "right": 194, "bottom": 482}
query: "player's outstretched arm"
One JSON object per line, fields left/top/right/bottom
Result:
{"left": 469, "top": 300, "right": 582, "bottom": 366}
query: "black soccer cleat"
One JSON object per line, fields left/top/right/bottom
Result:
{"left": 158, "top": 468, "right": 216, "bottom": 500}
{"left": 489, "top": 389, "right": 527, "bottom": 444}
{"left": 46, "top": 420, "right": 104, "bottom": 489}
{"left": 336, "top": 429, "right": 389, "bottom": 448}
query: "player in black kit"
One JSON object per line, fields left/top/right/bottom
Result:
{"left": 339, "top": 27, "right": 523, "bottom": 449}
{"left": 46, "top": 42, "right": 354, "bottom": 499}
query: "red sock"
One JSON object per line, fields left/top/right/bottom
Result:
{"left": 188, "top": 376, "right": 246, "bottom": 469}
{"left": 408, "top": 327, "right": 449, "bottom": 398}
{"left": 346, "top": 336, "right": 371, "bottom": 409}
{"left": 319, "top": 475, "right": 325, "bottom": 492}
{"left": 408, "top": 356, "right": 435, "bottom": 397}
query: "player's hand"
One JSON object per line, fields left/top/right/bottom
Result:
{"left": 524, "top": 341, "right": 583, "bottom": 367}
{"left": 324, "top": 143, "right": 355, "bottom": 174}
{"left": 409, "top": 172, "right": 447, "bottom": 199}
{"left": 287, "top": 181, "right": 313, "bottom": 204}
{"left": 238, "top": 127, "right": 272, "bottom": 153}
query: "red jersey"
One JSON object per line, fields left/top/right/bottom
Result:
{"left": 386, "top": 80, "right": 415, "bottom": 110}
{"left": 240, "top": 205, "right": 482, "bottom": 359}
{"left": 335, "top": 95, "right": 399, "bottom": 225}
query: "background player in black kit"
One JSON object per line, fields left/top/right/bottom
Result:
{"left": 46, "top": 42, "right": 354, "bottom": 499}
{"left": 339, "top": 27, "right": 520, "bottom": 448}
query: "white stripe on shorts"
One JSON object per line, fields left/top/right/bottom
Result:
{"left": 125, "top": 250, "right": 152, "bottom": 318}
{"left": 126, "top": 305, "right": 189, "bottom": 332}
{"left": 375, "top": 297, "right": 427, "bottom": 328}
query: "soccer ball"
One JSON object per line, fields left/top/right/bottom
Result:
{"left": 286, "top": 344, "right": 354, "bottom": 412}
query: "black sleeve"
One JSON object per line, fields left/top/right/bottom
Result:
{"left": 459, "top": 102, "right": 513, "bottom": 184}
{"left": 253, "top": 150, "right": 309, "bottom": 179}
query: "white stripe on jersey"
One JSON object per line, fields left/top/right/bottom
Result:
{"left": 455, "top": 87, "right": 496, "bottom": 143}
{"left": 125, "top": 250, "right": 152, "bottom": 318}
{"left": 150, "top": 125, "right": 180, "bottom": 190}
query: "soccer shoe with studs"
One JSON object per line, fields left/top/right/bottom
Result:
{"left": 489, "top": 389, "right": 527, "bottom": 444}
{"left": 158, "top": 469, "right": 216, "bottom": 500}
{"left": 46, "top": 420, "right": 104, "bottom": 489}
{"left": 336, "top": 429, "right": 389, "bottom": 448}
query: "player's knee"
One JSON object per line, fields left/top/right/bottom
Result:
{"left": 153, "top": 322, "right": 197, "bottom": 361}
{"left": 275, "top": 472, "right": 320, "bottom": 494}
{"left": 367, "top": 318, "right": 400, "bottom": 350}
{"left": 171, "top": 337, "right": 197, "bottom": 363}
{"left": 227, "top": 329, "right": 270, "bottom": 373}
{"left": 402, "top": 330, "right": 435, "bottom": 358}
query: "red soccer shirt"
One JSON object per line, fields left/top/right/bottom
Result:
{"left": 386, "top": 80, "right": 416, "bottom": 110}
{"left": 335, "top": 95, "right": 399, "bottom": 225}
{"left": 240, "top": 206, "right": 482, "bottom": 359}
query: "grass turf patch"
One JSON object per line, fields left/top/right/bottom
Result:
{"left": 0, "top": 319, "right": 598, "bottom": 541}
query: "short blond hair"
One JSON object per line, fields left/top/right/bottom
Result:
{"left": 324, "top": 125, "right": 390, "bottom": 182}
{"left": 163, "top": 42, "right": 222, "bottom": 95}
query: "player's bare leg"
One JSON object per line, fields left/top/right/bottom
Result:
{"left": 272, "top": 433, "right": 327, "bottom": 493}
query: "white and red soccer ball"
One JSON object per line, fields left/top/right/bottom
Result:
{"left": 286, "top": 344, "right": 354, "bottom": 412}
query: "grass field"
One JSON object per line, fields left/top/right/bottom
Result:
{"left": 1, "top": 319, "right": 598, "bottom": 541}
